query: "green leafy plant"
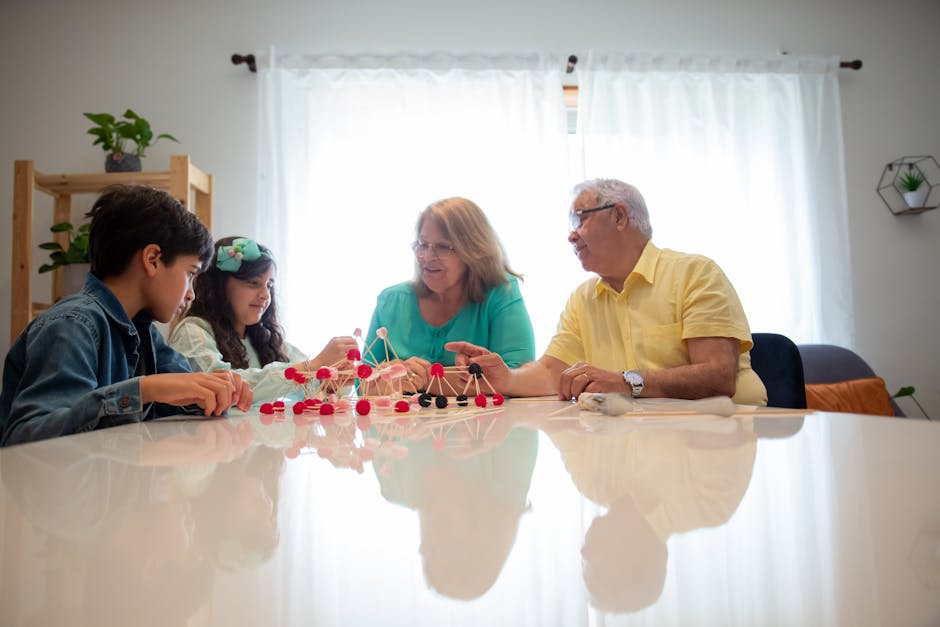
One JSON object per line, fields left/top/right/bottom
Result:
{"left": 897, "top": 169, "right": 926, "bottom": 192}
{"left": 893, "top": 386, "right": 932, "bottom": 420}
{"left": 38, "top": 222, "right": 90, "bottom": 273}
{"left": 83, "top": 109, "right": 179, "bottom": 157}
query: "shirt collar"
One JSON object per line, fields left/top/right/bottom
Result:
{"left": 594, "top": 241, "right": 662, "bottom": 297}
{"left": 82, "top": 273, "right": 140, "bottom": 336}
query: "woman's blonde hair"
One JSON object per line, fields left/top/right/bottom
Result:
{"left": 412, "top": 197, "right": 521, "bottom": 303}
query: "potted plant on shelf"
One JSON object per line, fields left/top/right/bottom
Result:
{"left": 38, "top": 221, "right": 91, "bottom": 296}
{"left": 83, "top": 109, "right": 179, "bottom": 172}
{"left": 897, "top": 169, "right": 928, "bottom": 208}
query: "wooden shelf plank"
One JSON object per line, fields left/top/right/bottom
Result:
{"left": 34, "top": 171, "right": 172, "bottom": 195}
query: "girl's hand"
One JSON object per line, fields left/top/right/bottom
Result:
{"left": 308, "top": 336, "right": 358, "bottom": 370}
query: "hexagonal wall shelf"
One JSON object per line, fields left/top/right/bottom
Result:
{"left": 877, "top": 156, "right": 940, "bottom": 216}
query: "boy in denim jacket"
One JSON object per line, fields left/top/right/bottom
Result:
{"left": 0, "top": 185, "right": 252, "bottom": 446}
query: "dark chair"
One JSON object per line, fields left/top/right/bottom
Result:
{"left": 797, "top": 344, "right": 904, "bottom": 416}
{"left": 749, "top": 333, "right": 807, "bottom": 409}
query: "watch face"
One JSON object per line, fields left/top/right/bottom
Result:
{"left": 623, "top": 371, "right": 643, "bottom": 386}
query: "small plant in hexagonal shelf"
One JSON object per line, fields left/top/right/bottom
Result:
{"left": 896, "top": 169, "right": 927, "bottom": 208}
{"left": 877, "top": 156, "right": 940, "bottom": 216}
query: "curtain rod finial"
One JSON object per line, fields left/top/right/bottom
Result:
{"left": 232, "top": 53, "right": 257, "bottom": 73}
{"left": 566, "top": 55, "right": 578, "bottom": 74}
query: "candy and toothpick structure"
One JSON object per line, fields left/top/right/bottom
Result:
{"left": 259, "top": 327, "right": 504, "bottom": 426}
{"left": 252, "top": 327, "right": 507, "bottom": 471}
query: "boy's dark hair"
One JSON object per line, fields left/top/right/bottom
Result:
{"left": 86, "top": 185, "right": 214, "bottom": 278}
{"left": 182, "top": 236, "right": 288, "bottom": 368}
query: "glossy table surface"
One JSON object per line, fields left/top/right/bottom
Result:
{"left": 1, "top": 400, "right": 938, "bottom": 626}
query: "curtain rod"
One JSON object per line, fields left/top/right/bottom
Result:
{"left": 230, "top": 53, "right": 862, "bottom": 74}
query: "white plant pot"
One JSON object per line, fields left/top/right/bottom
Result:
{"left": 903, "top": 187, "right": 928, "bottom": 208}
{"left": 62, "top": 263, "right": 91, "bottom": 296}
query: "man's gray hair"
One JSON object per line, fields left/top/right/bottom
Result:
{"left": 571, "top": 179, "right": 653, "bottom": 238}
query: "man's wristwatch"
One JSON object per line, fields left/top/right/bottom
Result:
{"left": 622, "top": 370, "right": 644, "bottom": 398}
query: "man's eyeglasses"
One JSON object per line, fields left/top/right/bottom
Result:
{"left": 412, "top": 241, "right": 457, "bottom": 258}
{"left": 568, "top": 203, "right": 616, "bottom": 232}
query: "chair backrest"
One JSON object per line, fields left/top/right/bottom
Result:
{"left": 749, "top": 333, "right": 807, "bottom": 409}
{"left": 797, "top": 344, "right": 904, "bottom": 416}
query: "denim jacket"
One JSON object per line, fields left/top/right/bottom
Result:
{"left": 0, "top": 273, "right": 193, "bottom": 446}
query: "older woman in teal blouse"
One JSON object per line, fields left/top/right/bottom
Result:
{"left": 364, "top": 197, "right": 535, "bottom": 391}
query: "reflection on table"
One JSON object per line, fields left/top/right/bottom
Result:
{"left": 1, "top": 402, "right": 938, "bottom": 626}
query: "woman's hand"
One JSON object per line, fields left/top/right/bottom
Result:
{"left": 400, "top": 356, "right": 432, "bottom": 391}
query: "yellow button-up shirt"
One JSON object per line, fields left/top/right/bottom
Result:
{"left": 545, "top": 242, "right": 767, "bottom": 405}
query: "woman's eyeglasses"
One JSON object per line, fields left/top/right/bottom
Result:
{"left": 411, "top": 241, "right": 457, "bottom": 258}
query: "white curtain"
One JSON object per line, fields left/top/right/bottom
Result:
{"left": 257, "top": 51, "right": 575, "bottom": 355}
{"left": 578, "top": 52, "right": 853, "bottom": 345}
{"left": 258, "top": 50, "right": 853, "bottom": 357}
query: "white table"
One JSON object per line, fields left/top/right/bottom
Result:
{"left": 1, "top": 400, "right": 938, "bottom": 626}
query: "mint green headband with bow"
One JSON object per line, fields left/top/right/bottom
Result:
{"left": 216, "top": 238, "right": 268, "bottom": 272}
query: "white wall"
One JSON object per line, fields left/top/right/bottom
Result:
{"left": 2, "top": 0, "right": 938, "bottom": 417}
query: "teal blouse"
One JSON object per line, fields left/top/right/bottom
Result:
{"left": 363, "top": 277, "right": 535, "bottom": 368}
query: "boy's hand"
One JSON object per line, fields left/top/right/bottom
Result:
{"left": 141, "top": 371, "right": 253, "bottom": 416}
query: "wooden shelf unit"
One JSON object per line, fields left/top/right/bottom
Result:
{"left": 10, "top": 155, "right": 212, "bottom": 341}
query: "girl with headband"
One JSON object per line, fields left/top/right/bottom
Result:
{"left": 170, "top": 237, "right": 356, "bottom": 401}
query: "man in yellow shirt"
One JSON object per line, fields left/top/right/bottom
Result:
{"left": 446, "top": 178, "right": 767, "bottom": 405}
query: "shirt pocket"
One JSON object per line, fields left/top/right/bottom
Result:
{"left": 633, "top": 323, "right": 687, "bottom": 369}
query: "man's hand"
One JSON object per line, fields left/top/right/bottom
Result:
{"left": 141, "top": 371, "right": 253, "bottom": 416}
{"left": 444, "top": 341, "right": 512, "bottom": 390}
{"left": 557, "top": 362, "right": 629, "bottom": 401}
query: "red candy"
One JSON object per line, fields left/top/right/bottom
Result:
{"left": 294, "top": 373, "right": 307, "bottom": 384}
{"left": 260, "top": 403, "right": 274, "bottom": 414}
{"left": 284, "top": 367, "right": 297, "bottom": 380}
{"left": 316, "top": 367, "right": 332, "bottom": 380}
{"left": 347, "top": 348, "right": 361, "bottom": 361}
{"left": 273, "top": 400, "right": 285, "bottom": 410}
{"left": 474, "top": 394, "right": 487, "bottom": 408}
{"left": 394, "top": 400, "right": 410, "bottom": 413}
{"left": 292, "top": 402, "right": 307, "bottom": 415}
{"left": 357, "top": 364, "right": 373, "bottom": 379}
{"left": 319, "top": 403, "right": 335, "bottom": 415}
{"left": 430, "top": 362, "right": 445, "bottom": 378}
{"left": 355, "top": 399, "right": 371, "bottom": 416}
{"left": 304, "top": 398, "right": 318, "bottom": 407}
{"left": 492, "top": 393, "right": 505, "bottom": 406}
